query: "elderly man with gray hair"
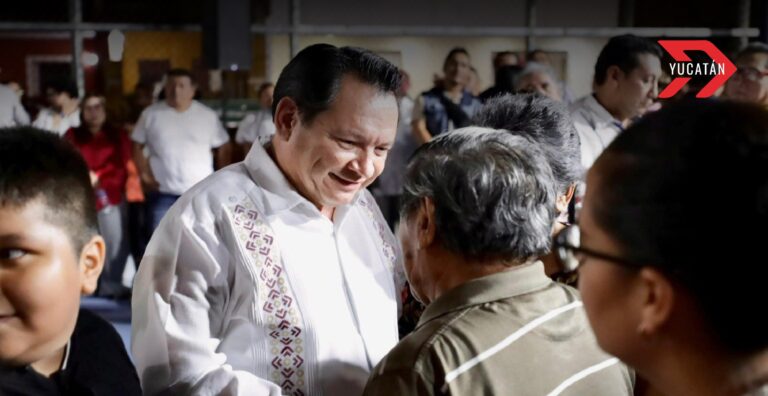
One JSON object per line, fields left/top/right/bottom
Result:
{"left": 514, "top": 62, "right": 563, "bottom": 102}
{"left": 363, "top": 127, "right": 633, "bottom": 395}
{"left": 474, "top": 93, "right": 581, "bottom": 280}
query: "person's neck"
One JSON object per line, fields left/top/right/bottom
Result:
{"left": 640, "top": 334, "right": 744, "bottom": 396}
{"left": 266, "top": 143, "right": 337, "bottom": 221}
{"left": 593, "top": 90, "right": 628, "bottom": 125}
{"left": 30, "top": 344, "right": 66, "bottom": 377}
{"left": 88, "top": 124, "right": 103, "bottom": 135}
{"left": 443, "top": 81, "right": 464, "bottom": 97}
{"left": 425, "top": 248, "right": 519, "bottom": 304}
{"left": 61, "top": 100, "right": 79, "bottom": 116}
{"left": 541, "top": 221, "right": 568, "bottom": 277}
{"left": 169, "top": 100, "right": 193, "bottom": 112}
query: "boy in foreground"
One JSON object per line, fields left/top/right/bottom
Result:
{"left": 0, "top": 127, "right": 141, "bottom": 395}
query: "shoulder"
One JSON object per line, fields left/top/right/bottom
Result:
{"left": 69, "top": 309, "right": 141, "bottom": 394}
{"left": 569, "top": 95, "right": 591, "bottom": 115}
{"left": 173, "top": 163, "right": 261, "bottom": 223}
{"left": 372, "top": 323, "right": 442, "bottom": 378}
{"left": 191, "top": 101, "right": 219, "bottom": 119}
{"left": 142, "top": 102, "right": 167, "bottom": 115}
{"left": 72, "top": 309, "right": 123, "bottom": 345}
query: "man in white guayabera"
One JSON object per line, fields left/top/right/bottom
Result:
{"left": 131, "top": 44, "right": 405, "bottom": 396}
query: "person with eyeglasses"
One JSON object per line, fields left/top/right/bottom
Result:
{"left": 724, "top": 42, "right": 768, "bottom": 107}
{"left": 554, "top": 100, "right": 768, "bottom": 396}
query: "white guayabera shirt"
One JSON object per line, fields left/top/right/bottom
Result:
{"left": 131, "top": 143, "right": 405, "bottom": 396}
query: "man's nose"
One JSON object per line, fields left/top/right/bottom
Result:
{"left": 350, "top": 150, "right": 375, "bottom": 179}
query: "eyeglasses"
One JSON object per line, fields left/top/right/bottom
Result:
{"left": 734, "top": 66, "right": 768, "bottom": 83}
{"left": 553, "top": 225, "right": 643, "bottom": 273}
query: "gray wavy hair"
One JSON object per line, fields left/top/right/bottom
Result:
{"left": 399, "top": 127, "right": 557, "bottom": 263}
{"left": 473, "top": 93, "right": 582, "bottom": 195}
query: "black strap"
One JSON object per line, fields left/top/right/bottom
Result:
{"left": 437, "top": 93, "right": 471, "bottom": 129}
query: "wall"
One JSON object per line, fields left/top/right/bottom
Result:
{"left": 121, "top": 32, "right": 267, "bottom": 95}
{"left": 121, "top": 31, "right": 203, "bottom": 93}
{"left": 267, "top": 0, "right": 618, "bottom": 28}
{"left": 0, "top": 35, "right": 99, "bottom": 96}
{"left": 267, "top": 35, "right": 608, "bottom": 99}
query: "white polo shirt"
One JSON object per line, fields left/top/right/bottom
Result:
{"left": 132, "top": 101, "right": 229, "bottom": 195}
{"left": 32, "top": 108, "right": 80, "bottom": 136}
{"left": 570, "top": 94, "right": 624, "bottom": 170}
{"left": 235, "top": 108, "right": 275, "bottom": 146}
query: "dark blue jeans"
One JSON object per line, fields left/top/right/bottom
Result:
{"left": 145, "top": 191, "right": 180, "bottom": 234}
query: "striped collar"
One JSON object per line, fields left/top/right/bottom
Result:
{"left": 417, "top": 261, "right": 552, "bottom": 328}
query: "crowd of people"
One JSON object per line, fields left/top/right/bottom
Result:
{"left": 1, "top": 35, "right": 767, "bottom": 396}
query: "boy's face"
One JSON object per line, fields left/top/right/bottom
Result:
{"left": 0, "top": 200, "right": 103, "bottom": 369}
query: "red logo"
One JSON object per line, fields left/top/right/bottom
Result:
{"left": 658, "top": 40, "right": 736, "bottom": 99}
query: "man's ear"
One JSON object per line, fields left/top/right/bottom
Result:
{"left": 555, "top": 184, "right": 577, "bottom": 214}
{"left": 417, "top": 197, "right": 437, "bottom": 249}
{"left": 637, "top": 267, "right": 675, "bottom": 337}
{"left": 273, "top": 97, "right": 300, "bottom": 141}
{"left": 606, "top": 65, "right": 624, "bottom": 86}
{"left": 78, "top": 235, "right": 105, "bottom": 295}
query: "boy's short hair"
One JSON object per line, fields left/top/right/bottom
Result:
{"left": 0, "top": 127, "right": 98, "bottom": 252}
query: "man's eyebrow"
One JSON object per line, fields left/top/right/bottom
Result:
{"left": 0, "top": 234, "right": 28, "bottom": 244}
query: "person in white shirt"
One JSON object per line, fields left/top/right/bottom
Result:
{"left": 131, "top": 68, "right": 231, "bottom": 231}
{"left": 570, "top": 35, "right": 662, "bottom": 170}
{"left": 32, "top": 80, "right": 80, "bottom": 136}
{"left": 371, "top": 70, "right": 416, "bottom": 229}
{"left": 131, "top": 44, "right": 404, "bottom": 396}
{"left": 0, "top": 83, "right": 30, "bottom": 127}
{"left": 235, "top": 82, "right": 275, "bottom": 154}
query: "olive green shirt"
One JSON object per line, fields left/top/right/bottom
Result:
{"left": 364, "top": 262, "right": 634, "bottom": 395}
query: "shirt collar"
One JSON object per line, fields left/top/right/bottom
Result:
{"left": 416, "top": 261, "right": 553, "bottom": 328}
{"left": 585, "top": 94, "right": 624, "bottom": 131}
{"left": 243, "top": 142, "right": 362, "bottom": 219}
{"left": 60, "top": 340, "right": 71, "bottom": 371}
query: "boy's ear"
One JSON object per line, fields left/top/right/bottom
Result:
{"left": 78, "top": 235, "right": 105, "bottom": 295}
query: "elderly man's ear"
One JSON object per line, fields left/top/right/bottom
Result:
{"left": 416, "top": 197, "right": 437, "bottom": 249}
{"left": 274, "top": 97, "right": 299, "bottom": 141}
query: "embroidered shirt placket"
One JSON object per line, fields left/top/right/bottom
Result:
{"left": 331, "top": 223, "right": 375, "bottom": 370}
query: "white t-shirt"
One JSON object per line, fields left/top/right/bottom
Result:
{"left": 32, "top": 107, "right": 80, "bottom": 136}
{"left": 132, "top": 101, "right": 229, "bottom": 195}
{"left": 0, "top": 85, "right": 30, "bottom": 128}
{"left": 234, "top": 108, "right": 275, "bottom": 146}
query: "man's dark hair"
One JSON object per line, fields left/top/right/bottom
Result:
{"left": 272, "top": 44, "right": 401, "bottom": 124}
{"left": 593, "top": 34, "right": 662, "bottom": 86}
{"left": 474, "top": 93, "right": 581, "bottom": 195}
{"left": 593, "top": 100, "right": 768, "bottom": 354}
{"left": 44, "top": 79, "right": 78, "bottom": 99}
{"left": 443, "top": 47, "right": 470, "bottom": 70}
{"left": 0, "top": 127, "right": 98, "bottom": 253}
{"left": 166, "top": 68, "right": 195, "bottom": 84}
